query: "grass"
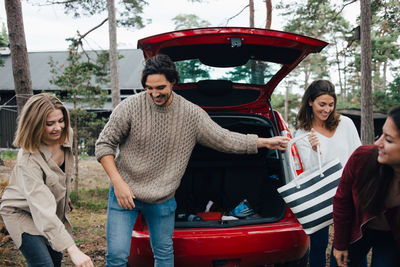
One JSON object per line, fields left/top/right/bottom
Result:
{"left": 1, "top": 150, "right": 17, "bottom": 160}
{"left": 70, "top": 187, "right": 109, "bottom": 212}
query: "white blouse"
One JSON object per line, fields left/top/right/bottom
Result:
{"left": 294, "top": 115, "right": 362, "bottom": 172}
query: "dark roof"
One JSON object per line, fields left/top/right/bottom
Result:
{"left": 337, "top": 109, "right": 387, "bottom": 119}
{"left": 0, "top": 49, "right": 145, "bottom": 91}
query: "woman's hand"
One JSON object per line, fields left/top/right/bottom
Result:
{"left": 67, "top": 244, "right": 94, "bottom": 267}
{"left": 308, "top": 128, "right": 320, "bottom": 152}
{"left": 257, "top": 136, "right": 290, "bottom": 151}
{"left": 333, "top": 248, "right": 349, "bottom": 267}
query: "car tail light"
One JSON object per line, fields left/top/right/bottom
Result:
{"left": 291, "top": 144, "right": 304, "bottom": 175}
{"left": 282, "top": 130, "right": 304, "bottom": 175}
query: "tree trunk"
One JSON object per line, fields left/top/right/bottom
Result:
{"left": 360, "top": 0, "right": 374, "bottom": 144}
{"left": 249, "top": 0, "right": 254, "bottom": 27}
{"left": 284, "top": 84, "right": 289, "bottom": 123}
{"left": 383, "top": 60, "right": 387, "bottom": 90}
{"left": 334, "top": 36, "right": 345, "bottom": 103}
{"left": 73, "top": 93, "right": 79, "bottom": 194}
{"left": 5, "top": 0, "right": 33, "bottom": 115}
{"left": 107, "top": 0, "right": 120, "bottom": 109}
{"left": 265, "top": 0, "right": 272, "bottom": 29}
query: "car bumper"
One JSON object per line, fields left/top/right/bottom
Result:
{"left": 128, "top": 220, "right": 309, "bottom": 267}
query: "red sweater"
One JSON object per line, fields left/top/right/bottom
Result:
{"left": 333, "top": 145, "right": 400, "bottom": 251}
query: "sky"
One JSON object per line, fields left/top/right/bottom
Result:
{"left": 0, "top": 0, "right": 360, "bottom": 52}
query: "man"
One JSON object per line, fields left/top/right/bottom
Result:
{"left": 95, "top": 54, "right": 289, "bottom": 267}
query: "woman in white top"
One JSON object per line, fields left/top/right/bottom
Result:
{"left": 294, "top": 80, "right": 361, "bottom": 267}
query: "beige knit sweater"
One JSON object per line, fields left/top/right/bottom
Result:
{"left": 95, "top": 92, "right": 258, "bottom": 203}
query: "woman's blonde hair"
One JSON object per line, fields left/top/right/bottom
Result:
{"left": 13, "top": 93, "right": 70, "bottom": 152}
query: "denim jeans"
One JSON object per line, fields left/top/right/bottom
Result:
{"left": 346, "top": 228, "right": 399, "bottom": 267}
{"left": 106, "top": 187, "right": 176, "bottom": 267}
{"left": 309, "top": 226, "right": 330, "bottom": 267}
{"left": 309, "top": 226, "right": 367, "bottom": 267}
{"left": 19, "top": 232, "right": 63, "bottom": 267}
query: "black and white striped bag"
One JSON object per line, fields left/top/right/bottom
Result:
{"left": 277, "top": 133, "right": 343, "bottom": 235}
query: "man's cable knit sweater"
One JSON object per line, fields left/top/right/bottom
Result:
{"left": 95, "top": 92, "right": 258, "bottom": 204}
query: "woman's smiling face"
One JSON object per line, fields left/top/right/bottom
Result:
{"left": 309, "top": 94, "right": 335, "bottom": 123}
{"left": 42, "top": 109, "right": 65, "bottom": 145}
{"left": 375, "top": 117, "right": 400, "bottom": 168}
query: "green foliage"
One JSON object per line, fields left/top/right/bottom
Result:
{"left": 33, "top": 0, "right": 149, "bottom": 28}
{"left": 176, "top": 59, "right": 210, "bottom": 82}
{"left": 173, "top": 14, "right": 211, "bottom": 30}
{"left": 1, "top": 149, "right": 17, "bottom": 160}
{"left": 0, "top": 23, "right": 9, "bottom": 67}
{"left": 226, "top": 61, "right": 275, "bottom": 84}
{"left": 74, "top": 239, "right": 89, "bottom": 245}
{"left": 49, "top": 38, "right": 109, "bottom": 156}
{"left": 372, "top": 76, "right": 400, "bottom": 112}
{"left": 171, "top": 13, "right": 211, "bottom": 82}
{"left": 343, "top": 0, "right": 400, "bottom": 93}
{"left": 336, "top": 75, "right": 400, "bottom": 113}
{"left": 70, "top": 187, "right": 109, "bottom": 211}
{"left": 271, "top": 91, "right": 302, "bottom": 127}
{"left": 72, "top": 110, "right": 108, "bottom": 156}
{"left": 276, "top": 1, "right": 346, "bottom": 87}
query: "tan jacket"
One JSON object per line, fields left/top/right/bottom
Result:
{"left": 0, "top": 139, "right": 75, "bottom": 252}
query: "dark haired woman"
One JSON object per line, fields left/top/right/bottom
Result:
{"left": 333, "top": 105, "right": 400, "bottom": 267}
{"left": 0, "top": 93, "right": 93, "bottom": 267}
{"left": 294, "top": 80, "right": 361, "bottom": 266}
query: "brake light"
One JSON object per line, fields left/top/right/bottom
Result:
{"left": 282, "top": 131, "right": 304, "bottom": 175}
{"left": 291, "top": 144, "right": 304, "bottom": 175}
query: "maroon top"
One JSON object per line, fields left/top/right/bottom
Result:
{"left": 333, "top": 145, "right": 400, "bottom": 251}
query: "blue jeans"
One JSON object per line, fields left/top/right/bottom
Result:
{"left": 309, "top": 226, "right": 330, "bottom": 267}
{"left": 309, "top": 227, "right": 367, "bottom": 267}
{"left": 106, "top": 187, "right": 176, "bottom": 267}
{"left": 346, "top": 228, "right": 399, "bottom": 267}
{"left": 19, "top": 233, "right": 63, "bottom": 267}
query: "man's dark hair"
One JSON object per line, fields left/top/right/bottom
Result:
{"left": 141, "top": 54, "right": 180, "bottom": 88}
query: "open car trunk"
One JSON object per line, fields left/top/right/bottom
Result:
{"left": 174, "top": 114, "right": 286, "bottom": 228}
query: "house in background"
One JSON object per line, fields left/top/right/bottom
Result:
{"left": 0, "top": 49, "right": 145, "bottom": 148}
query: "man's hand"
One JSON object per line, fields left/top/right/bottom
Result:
{"left": 333, "top": 248, "right": 349, "bottom": 267}
{"left": 113, "top": 179, "right": 136, "bottom": 210}
{"left": 100, "top": 155, "right": 136, "bottom": 209}
{"left": 67, "top": 244, "right": 94, "bottom": 267}
{"left": 257, "top": 136, "right": 290, "bottom": 151}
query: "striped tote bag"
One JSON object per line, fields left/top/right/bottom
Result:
{"left": 277, "top": 133, "right": 343, "bottom": 235}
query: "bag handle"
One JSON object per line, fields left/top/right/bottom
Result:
{"left": 288, "top": 132, "right": 324, "bottom": 188}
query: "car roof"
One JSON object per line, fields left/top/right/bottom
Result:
{"left": 138, "top": 27, "right": 328, "bottom": 99}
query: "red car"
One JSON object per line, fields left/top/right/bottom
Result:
{"left": 128, "top": 27, "right": 328, "bottom": 267}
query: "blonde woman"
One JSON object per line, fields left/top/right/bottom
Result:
{"left": 0, "top": 94, "right": 93, "bottom": 267}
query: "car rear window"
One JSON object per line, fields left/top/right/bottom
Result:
{"left": 176, "top": 59, "right": 280, "bottom": 85}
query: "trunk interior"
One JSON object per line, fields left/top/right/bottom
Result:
{"left": 175, "top": 114, "right": 286, "bottom": 228}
